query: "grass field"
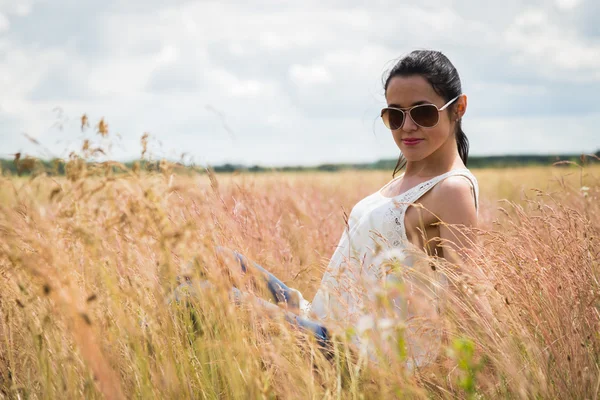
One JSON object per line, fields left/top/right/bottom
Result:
{"left": 0, "top": 164, "right": 599, "bottom": 399}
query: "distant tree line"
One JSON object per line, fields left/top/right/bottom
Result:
{"left": 1, "top": 151, "right": 599, "bottom": 176}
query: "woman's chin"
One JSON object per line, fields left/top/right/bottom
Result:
{"left": 401, "top": 152, "right": 426, "bottom": 163}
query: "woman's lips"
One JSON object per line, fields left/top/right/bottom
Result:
{"left": 401, "top": 139, "right": 424, "bottom": 146}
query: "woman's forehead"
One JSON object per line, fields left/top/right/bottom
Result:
{"left": 385, "top": 75, "right": 440, "bottom": 104}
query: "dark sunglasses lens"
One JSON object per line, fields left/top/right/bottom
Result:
{"left": 382, "top": 109, "right": 404, "bottom": 130}
{"left": 410, "top": 105, "right": 439, "bottom": 127}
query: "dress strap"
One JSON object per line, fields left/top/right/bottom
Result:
{"left": 408, "top": 169, "right": 479, "bottom": 215}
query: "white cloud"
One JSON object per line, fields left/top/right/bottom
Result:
{"left": 229, "top": 79, "right": 267, "bottom": 98}
{"left": 556, "top": 0, "right": 581, "bottom": 10}
{"left": 0, "top": 0, "right": 35, "bottom": 16}
{"left": 289, "top": 64, "right": 332, "bottom": 86}
{"left": 0, "top": 12, "right": 8, "bottom": 32}
{"left": 467, "top": 113, "right": 600, "bottom": 156}
{"left": 14, "top": 3, "right": 32, "bottom": 16}
{"left": 156, "top": 45, "right": 179, "bottom": 64}
{"left": 504, "top": 8, "right": 600, "bottom": 81}
{"left": 470, "top": 82, "right": 549, "bottom": 96}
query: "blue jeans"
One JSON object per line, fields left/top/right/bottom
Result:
{"left": 173, "top": 247, "right": 331, "bottom": 355}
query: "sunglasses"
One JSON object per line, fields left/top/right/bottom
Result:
{"left": 380, "top": 95, "right": 461, "bottom": 130}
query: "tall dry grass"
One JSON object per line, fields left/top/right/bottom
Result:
{"left": 0, "top": 161, "right": 599, "bottom": 398}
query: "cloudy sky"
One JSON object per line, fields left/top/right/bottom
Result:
{"left": 0, "top": 0, "right": 599, "bottom": 167}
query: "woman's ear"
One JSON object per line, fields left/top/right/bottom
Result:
{"left": 456, "top": 94, "right": 468, "bottom": 119}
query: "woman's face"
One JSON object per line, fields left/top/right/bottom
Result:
{"left": 385, "top": 75, "right": 463, "bottom": 163}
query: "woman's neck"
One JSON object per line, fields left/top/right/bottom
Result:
{"left": 404, "top": 140, "right": 464, "bottom": 178}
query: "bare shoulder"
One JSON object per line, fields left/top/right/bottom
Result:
{"left": 433, "top": 174, "right": 476, "bottom": 199}
{"left": 430, "top": 174, "right": 478, "bottom": 225}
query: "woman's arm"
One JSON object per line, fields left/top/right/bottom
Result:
{"left": 434, "top": 176, "right": 478, "bottom": 264}
{"left": 433, "top": 176, "right": 493, "bottom": 321}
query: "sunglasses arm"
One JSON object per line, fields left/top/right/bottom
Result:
{"left": 439, "top": 94, "right": 462, "bottom": 111}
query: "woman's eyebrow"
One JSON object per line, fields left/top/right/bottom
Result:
{"left": 387, "top": 100, "right": 430, "bottom": 108}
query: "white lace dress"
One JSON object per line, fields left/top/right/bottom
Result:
{"left": 307, "top": 168, "right": 479, "bottom": 368}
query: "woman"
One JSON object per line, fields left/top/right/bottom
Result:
{"left": 174, "top": 50, "right": 481, "bottom": 369}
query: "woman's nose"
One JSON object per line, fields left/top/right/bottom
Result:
{"left": 401, "top": 113, "right": 418, "bottom": 132}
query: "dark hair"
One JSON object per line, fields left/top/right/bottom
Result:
{"left": 383, "top": 50, "right": 469, "bottom": 177}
